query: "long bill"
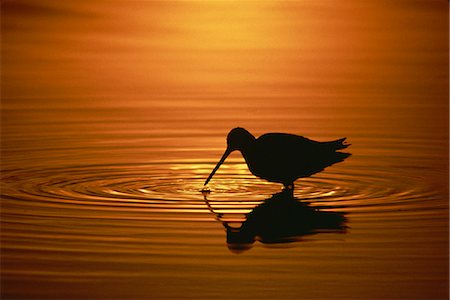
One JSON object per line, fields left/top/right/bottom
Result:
{"left": 204, "top": 147, "right": 232, "bottom": 186}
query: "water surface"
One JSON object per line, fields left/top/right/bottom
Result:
{"left": 1, "top": 1, "right": 448, "bottom": 299}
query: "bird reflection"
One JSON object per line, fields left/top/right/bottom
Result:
{"left": 203, "top": 190, "right": 347, "bottom": 253}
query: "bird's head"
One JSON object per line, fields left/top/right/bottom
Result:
{"left": 204, "top": 127, "right": 255, "bottom": 186}
{"left": 226, "top": 127, "right": 255, "bottom": 151}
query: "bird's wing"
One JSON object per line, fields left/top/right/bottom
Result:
{"left": 257, "top": 133, "right": 320, "bottom": 153}
{"left": 259, "top": 133, "right": 349, "bottom": 152}
{"left": 254, "top": 133, "right": 350, "bottom": 178}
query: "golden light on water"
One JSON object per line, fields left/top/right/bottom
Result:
{"left": 1, "top": 1, "right": 448, "bottom": 299}
{"left": 3, "top": 1, "right": 446, "bottom": 104}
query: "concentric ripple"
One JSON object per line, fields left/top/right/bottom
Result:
{"left": 1, "top": 159, "right": 446, "bottom": 222}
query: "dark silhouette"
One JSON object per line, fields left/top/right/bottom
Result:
{"left": 203, "top": 190, "right": 347, "bottom": 253}
{"left": 204, "top": 127, "right": 351, "bottom": 190}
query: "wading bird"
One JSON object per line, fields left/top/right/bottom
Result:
{"left": 204, "top": 127, "right": 350, "bottom": 190}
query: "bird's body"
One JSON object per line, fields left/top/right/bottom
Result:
{"left": 205, "top": 127, "right": 351, "bottom": 190}
{"left": 242, "top": 133, "right": 350, "bottom": 187}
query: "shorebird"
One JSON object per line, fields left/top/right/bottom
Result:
{"left": 204, "top": 127, "right": 350, "bottom": 190}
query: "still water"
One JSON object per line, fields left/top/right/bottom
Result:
{"left": 1, "top": 1, "right": 449, "bottom": 299}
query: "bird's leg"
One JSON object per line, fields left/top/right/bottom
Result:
{"left": 282, "top": 183, "right": 295, "bottom": 195}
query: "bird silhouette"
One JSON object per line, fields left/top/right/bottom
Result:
{"left": 204, "top": 127, "right": 351, "bottom": 190}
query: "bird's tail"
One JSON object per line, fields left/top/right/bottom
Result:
{"left": 330, "top": 137, "right": 350, "bottom": 150}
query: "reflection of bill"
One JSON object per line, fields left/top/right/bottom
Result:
{"left": 203, "top": 189, "right": 347, "bottom": 253}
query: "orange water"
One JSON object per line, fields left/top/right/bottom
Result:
{"left": 1, "top": 1, "right": 448, "bottom": 299}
